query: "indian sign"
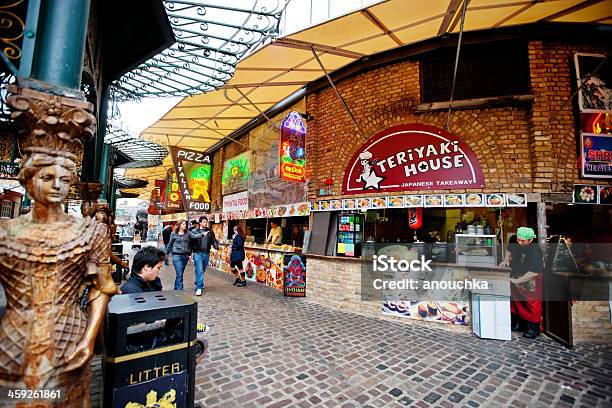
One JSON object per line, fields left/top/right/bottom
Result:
{"left": 343, "top": 124, "right": 485, "bottom": 194}
{"left": 280, "top": 111, "right": 306, "bottom": 182}
{"left": 581, "top": 133, "right": 612, "bottom": 178}
{"left": 170, "top": 147, "right": 212, "bottom": 212}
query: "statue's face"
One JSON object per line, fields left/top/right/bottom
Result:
{"left": 95, "top": 212, "right": 107, "bottom": 223}
{"left": 28, "top": 164, "right": 72, "bottom": 205}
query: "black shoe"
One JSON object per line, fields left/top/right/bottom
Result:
{"left": 511, "top": 315, "right": 524, "bottom": 332}
{"left": 233, "top": 278, "right": 240, "bottom": 286}
{"left": 236, "top": 281, "right": 247, "bottom": 287}
{"left": 523, "top": 321, "right": 540, "bottom": 339}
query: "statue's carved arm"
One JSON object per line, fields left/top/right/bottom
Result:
{"left": 65, "top": 225, "right": 117, "bottom": 371}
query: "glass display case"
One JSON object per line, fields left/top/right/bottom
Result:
{"left": 455, "top": 234, "right": 498, "bottom": 267}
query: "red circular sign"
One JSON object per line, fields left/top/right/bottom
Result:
{"left": 343, "top": 124, "right": 485, "bottom": 194}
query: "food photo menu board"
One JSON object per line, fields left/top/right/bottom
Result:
{"left": 311, "top": 193, "right": 527, "bottom": 211}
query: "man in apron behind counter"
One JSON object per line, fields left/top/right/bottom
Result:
{"left": 499, "top": 227, "right": 544, "bottom": 339}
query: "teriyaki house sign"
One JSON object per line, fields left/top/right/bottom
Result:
{"left": 343, "top": 124, "right": 485, "bottom": 194}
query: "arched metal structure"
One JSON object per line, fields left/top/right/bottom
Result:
{"left": 111, "top": 0, "right": 284, "bottom": 100}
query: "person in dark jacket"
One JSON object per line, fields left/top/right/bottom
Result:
{"left": 162, "top": 223, "right": 174, "bottom": 246}
{"left": 231, "top": 225, "right": 247, "bottom": 287}
{"left": 119, "top": 246, "right": 209, "bottom": 363}
{"left": 121, "top": 246, "right": 165, "bottom": 294}
{"left": 166, "top": 220, "right": 201, "bottom": 291}
{"left": 191, "top": 216, "right": 219, "bottom": 296}
{"left": 161, "top": 223, "right": 175, "bottom": 265}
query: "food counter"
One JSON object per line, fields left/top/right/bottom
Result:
{"left": 210, "top": 242, "right": 306, "bottom": 295}
{"left": 306, "top": 246, "right": 510, "bottom": 336}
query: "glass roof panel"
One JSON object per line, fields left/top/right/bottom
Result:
{"left": 111, "top": 0, "right": 285, "bottom": 100}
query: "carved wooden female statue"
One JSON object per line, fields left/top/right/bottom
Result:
{"left": 0, "top": 86, "right": 117, "bottom": 407}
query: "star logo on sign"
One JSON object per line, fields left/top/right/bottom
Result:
{"left": 419, "top": 162, "right": 428, "bottom": 171}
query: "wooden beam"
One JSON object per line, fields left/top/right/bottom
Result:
{"left": 448, "top": 0, "right": 472, "bottom": 33}
{"left": 591, "top": 14, "right": 612, "bottom": 23}
{"left": 273, "top": 38, "right": 365, "bottom": 59}
{"left": 141, "top": 131, "right": 223, "bottom": 140}
{"left": 360, "top": 9, "right": 403, "bottom": 46}
{"left": 492, "top": 2, "right": 536, "bottom": 28}
{"left": 236, "top": 67, "right": 322, "bottom": 72}
{"left": 157, "top": 116, "right": 256, "bottom": 121}
{"left": 168, "top": 102, "right": 277, "bottom": 109}
{"left": 544, "top": 0, "right": 606, "bottom": 21}
{"left": 415, "top": 94, "right": 534, "bottom": 112}
{"left": 438, "top": 0, "right": 465, "bottom": 35}
{"left": 218, "top": 81, "right": 309, "bottom": 89}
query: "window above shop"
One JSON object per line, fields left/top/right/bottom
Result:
{"left": 1, "top": 200, "right": 13, "bottom": 219}
{"left": 420, "top": 41, "right": 530, "bottom": 104}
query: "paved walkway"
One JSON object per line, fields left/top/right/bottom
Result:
{"left": 155, "top": 264, "right": 612, "bottom": 408}
{"left": 92, "top": 264, "right": 611, "bottom": 407}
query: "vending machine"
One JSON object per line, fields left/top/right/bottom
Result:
{"left": 336, "top": 213, "right": 364, "bottom": 257}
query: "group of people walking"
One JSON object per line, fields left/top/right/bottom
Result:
{"left": 162, "top": 217, "right": 248, "bottom": 293}
{"left": 163, "top": 216, "right": 218, "bottom": 295}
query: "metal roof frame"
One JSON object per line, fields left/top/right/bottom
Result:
{"left": 110, "top": 0, "right": 285, "bottom": 100}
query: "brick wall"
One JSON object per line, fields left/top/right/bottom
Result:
{"left": 301, "top": 39, "right": 612, "bottom": 343}
{"left": 210, "top": 102, "right": 305, "bottom": 207}
{"left": 571, "top": 301, "right": 612, "bottom": 345}
{"left": 210, "top": 133, "right": 250, "bottom": 208}
{"left": 305, "top": 40, "right": 612, "bottom": 200}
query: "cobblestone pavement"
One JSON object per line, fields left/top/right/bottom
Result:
{"left": 99, "top": 264, "right": 612, "bottom": 408}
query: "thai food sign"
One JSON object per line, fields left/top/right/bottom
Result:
{"left": 343, "top": 124, "right": 485, "bottom": 194}
{"left": 280, "top": 111, "right": 306, "bottom": 182}
{"left": 170, "top": 147, "right": 212, "bottom": 212}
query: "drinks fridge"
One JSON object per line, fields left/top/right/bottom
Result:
{"left": 336, "top": 213, "right": 363, "bottom": 257}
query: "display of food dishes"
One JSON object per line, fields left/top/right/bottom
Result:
{"left": 574, "top": 185, "right": 596, "bottom": 203}
{"left": 321, "top": 201, "right": 331, "bottom": 210}
{"left": 372, "top": 197, "right": 387, "bottom": 208}
{"left": 357, "top": 198, "right": 371, "bottom": 208}
{"left": 506, "top": 193, "right": 527, "bottom": 207}
{"left": 298, "top": 203, "right": 310, "bottom": 214}
{"left": 277, "top": 206, "right": 288, "bottom": 216}
{"left": 424, "top": 194, "right": 443, "bottom": 207}
{"left": 387, "top": 196, "right": 405, "bottom": 207}
{"left": 444, "top": 194, "right": 464, "bottom": 206}
{"left": 599, "top": 186, "right": 612, "bottom": 205}
{"left": 256, "top": 268, "right": 266, "bottom": 283}
{"left": 330, "top": 200, "right": 342, "bottom": 210}
{"left": 343, "top": 199, "right": 356, "bottom": 209}
{"left": 465, "top": 193, "right": 484, "bottom": 206}
{"left": 405, "top": 195, "right": 424, "bottom": 207}
{"left": 486, "top": 193, "right": 505, "bottom": 207}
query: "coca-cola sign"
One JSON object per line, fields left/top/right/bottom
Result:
{"left": 343, "top": 124, "right": 485, "bottom": 194}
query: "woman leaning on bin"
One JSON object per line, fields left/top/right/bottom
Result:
{"left": 165, "top": 220, "right": 201, "bottom": 291}
{"left": 231, "top": 225, "right": 247, "bottom": 287}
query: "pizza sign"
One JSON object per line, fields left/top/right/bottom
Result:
{"left": 343, "top": 124, "right": 485, "bottom": 194}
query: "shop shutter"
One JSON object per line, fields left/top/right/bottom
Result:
{"left": 421, "top": 41, "right": 529, "bottom": 103}
{"left": 308, "top": 212, "right": 334, "bottom": 255}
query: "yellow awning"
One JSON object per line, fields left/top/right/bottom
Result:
{"left": 126, "top": 0, "right": 612, "bottom": 198}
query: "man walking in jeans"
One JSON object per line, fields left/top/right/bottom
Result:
{"left": 191, "top": 216, "right": 219, "bottom": 296}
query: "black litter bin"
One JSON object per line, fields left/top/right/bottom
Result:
{"left": 103, "top": 291, "right": 197, "bottom": 408}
